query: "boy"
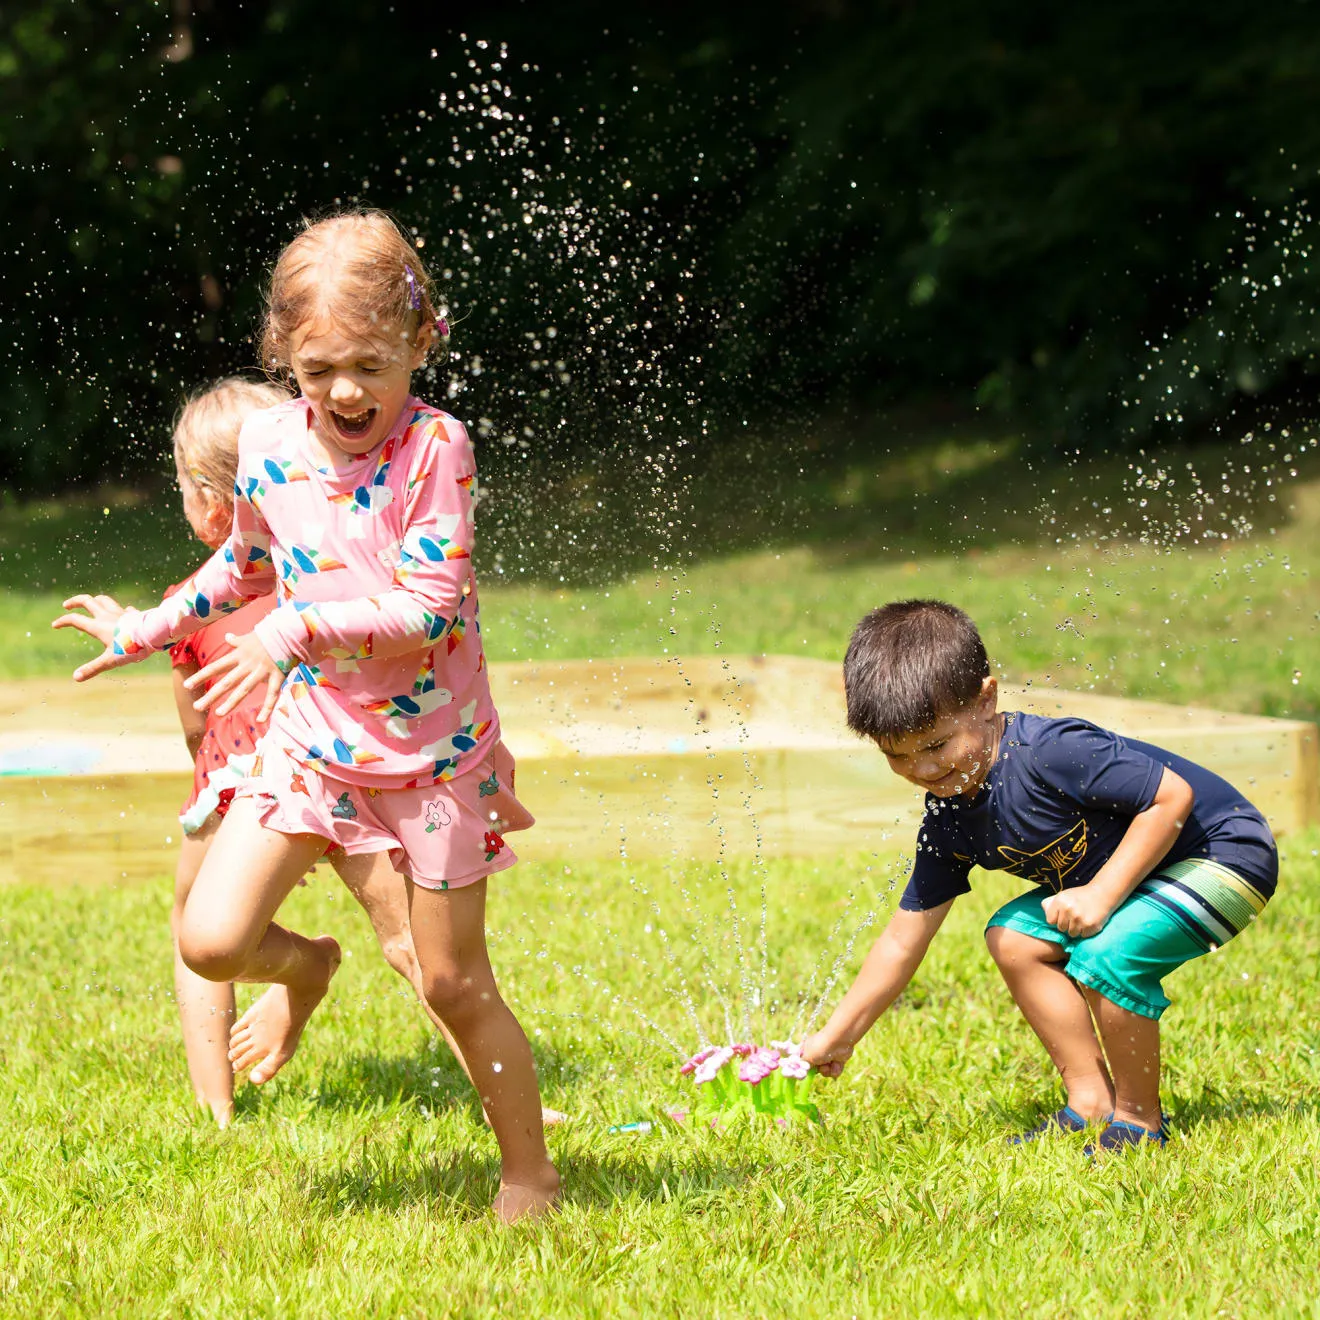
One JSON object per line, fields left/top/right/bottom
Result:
{"left": 801, "top": 600, "right": 1277, "bottom": 1151}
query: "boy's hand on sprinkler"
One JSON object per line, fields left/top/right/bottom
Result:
{"left": 52, "top": 594, "right": 137, "bottom": 682}
{"left": 186, "top": 632, "right": 284, "bottom": 722}
{"left": 800, "top": 1031, "right": 853, "bottom": 1079}
{"left": 1041, "top": 886, "right": 1111, "bottom": 940}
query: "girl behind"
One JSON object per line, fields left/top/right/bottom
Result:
{"left": 168, "top": 376, "right": 286, "bottom": 1125}
{"left": 56, "top": 212, "right": 558, "bottom": 1220}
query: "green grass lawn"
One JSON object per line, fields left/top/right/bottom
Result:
{"left": 3, "top": 839, "right": 1319, "bottom": 1318}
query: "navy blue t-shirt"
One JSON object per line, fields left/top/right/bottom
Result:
{"left": 900, "top": 712, "right": 1278, "bottom": 912}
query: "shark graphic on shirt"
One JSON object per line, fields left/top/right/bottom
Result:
{"left": 997, "top": 819, "right": 1090, "bottom": 893}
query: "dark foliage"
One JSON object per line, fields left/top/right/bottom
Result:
{"left": 3, "top": 0, "right": 1320, "bottom": 491}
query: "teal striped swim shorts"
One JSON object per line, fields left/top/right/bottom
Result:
{"left": 985, "top": 857, "right": 1271, "bottom": 1020}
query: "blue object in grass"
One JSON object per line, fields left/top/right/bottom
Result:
{"left": 1084, "top": 1117, "right": 1168, "bottom": 1156}
{"left": 1008, "top": 1104, "right": 1100, "bottom": 1144}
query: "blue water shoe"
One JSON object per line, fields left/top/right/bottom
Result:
{"left": 1084, "top": 1117, "right": 1168, "bottom": 1156}
{"left": 1009, "top": 1105, "right": 1102, "bottom": 1144}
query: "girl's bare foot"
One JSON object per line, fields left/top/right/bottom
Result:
{"left": 228, "top": 936, "right": 341, "bottom": 1085}
{"left": 493, "top": 1165, "right": 561, "bottom": 1224}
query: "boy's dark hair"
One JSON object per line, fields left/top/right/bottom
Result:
{"left": 843, "top": 600, "right": 990, "bottom": 741}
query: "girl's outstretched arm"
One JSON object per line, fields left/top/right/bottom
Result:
{"left": 52, "top": 593, "right": 132, "bottom": 682}
{"left": 801, "top": 900, "right": 953, "bottom": 1077}
{"left": 102, "top": 432, "right": 278, "bottom": 671}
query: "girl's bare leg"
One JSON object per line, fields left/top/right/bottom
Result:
{"left": 171, "top": 816, "right": 236, "bottom": 1126}
{"left": 985, "top": 926, "right": 1115, "bottom": 1120}
{"left": 179, "top": 796, "right": 338, "bottom": 1086}
{"left": 407, "top": 877, "right": 559, "bottom": 1222}
{"left": 334, "top": 851, "right": 567, "bottom": 1125}
{"left": 1082, "top": 987, "right": 1162, "bottom": 1131}
{"left": 332, "top": 850, "right": 469, "bottom": 1060}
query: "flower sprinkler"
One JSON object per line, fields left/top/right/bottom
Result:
{"left": 679, "top": 1042, "right": 820, "bottom": 1127}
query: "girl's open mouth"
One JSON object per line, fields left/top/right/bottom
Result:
{"left": 330, "top": 408, "right": 376, "bottom": 440}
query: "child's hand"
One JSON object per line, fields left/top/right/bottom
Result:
{"left": 52, "top": 594, "right": 139, "bottom": 682}
{"left": 1042, "top": 886, "right": 1111, "bottom": 939}
{"left": 800, "top": 1030, "right": 854, "bottom": 1079}
{"left": 185, "top": 632, "right": 284, "bottom": 723}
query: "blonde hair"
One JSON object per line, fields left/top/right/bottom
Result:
{"left": 173, "top": 376, "right": 290, "bottom": 497}
{"left": 259, "top": 208, "right": 448, "bottom": 376}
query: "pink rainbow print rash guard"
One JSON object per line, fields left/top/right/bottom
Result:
{"left": 120, "top": 396, "right": 499, "bottom": 789}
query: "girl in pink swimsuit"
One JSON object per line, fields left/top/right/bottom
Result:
{"left": 56, "top": 212, "right": 558, "bottom": 1221}
{"left": 161, "top": 377, "right": 480, "bottom": 1131}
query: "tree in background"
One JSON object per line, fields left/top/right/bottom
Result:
{"left": 3, "top": 0, "right": 1320, "bottom": 491}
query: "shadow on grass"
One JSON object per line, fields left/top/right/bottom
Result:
{"left": 477, "top": 404, "right": 1320, "bottom": 587}
{"left": 222, "top": 1054, "right": 482, "bottom": 1128}
{"left": 300, "top": 1044, "right": 760, "bottom": 1216}
{"left": 304, "top": 1141, "right": 759, "bottom": 1219}
{"left": 990, "top": 1087, "right": 1320, "bottom": 1140}
{"left": 307, "top": 1041, "right": 582, "bottom": 1121}
{"left": 1171, "top": 1089, "right": 1320, "bottom": 1130}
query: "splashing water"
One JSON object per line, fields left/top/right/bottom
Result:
{"left": 47, "top": 37, "right": 1320, "bottom": 1116}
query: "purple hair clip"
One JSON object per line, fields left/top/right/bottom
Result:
{"left": 434, "top": 315, "right": 450, "bottom": 337}
{"left": 403, "top": 265, "right": 422, "bottom": 311}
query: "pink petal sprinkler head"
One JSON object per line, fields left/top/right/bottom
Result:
{"left": 680, "top": 1041, "right": 820, "bottom": 1127}
{"left": 692, "top": 1046, "right": 734, "bottom": 1086}
{"left": 680, "top": 1044, "right": 719, "bottom": 1077}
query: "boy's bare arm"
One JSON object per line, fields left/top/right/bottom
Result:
{"left": 801, "top": 900, "right": 953, "bottom": 1077}
{"left": 1044, "top": 766, "right": 1195, "bottom": 939}
{"left": 172, "top": 663, "right": 207, "bottom": 761}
